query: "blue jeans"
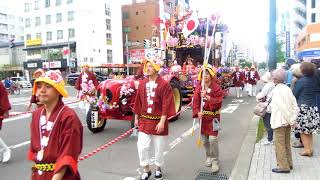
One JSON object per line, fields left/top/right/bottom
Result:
{"left": 263, "top": 113, "right": 273, "bottom": 142}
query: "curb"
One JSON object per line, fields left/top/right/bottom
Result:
{"left": 229, "top": 115, "right": 259, "bottom": 180}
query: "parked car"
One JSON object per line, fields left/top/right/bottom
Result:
{"left": 67, "top": 73, "right": 80, "bottom": 86}
{"left": 11, "top": 77, "right": 32, "bottom": 88}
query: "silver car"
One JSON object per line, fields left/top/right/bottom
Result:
{"left": 11, "top": 77, "right": 32, "bottom": 88}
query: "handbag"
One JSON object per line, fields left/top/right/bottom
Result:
{"left": 254, "top": 102, "right": 268, "bottom": 117}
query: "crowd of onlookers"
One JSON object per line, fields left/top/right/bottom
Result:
{"left": 256, "top": 60, "right": 320, "bottom": 174}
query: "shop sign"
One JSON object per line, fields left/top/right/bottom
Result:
{"left": 26, "top": 38, "right": 42, "bottom": 46}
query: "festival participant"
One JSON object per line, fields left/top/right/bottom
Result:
{"left": 232, "top": 66, "right": 245, "bottom": 98}
{"left": 133, "top": 58, "right": 176, "bottom": 180}
{"left": 28, "top": 68, "right": 45, "bottom": 111}
{"left": 28, "top": 70, "right": 83, "bottom": 179}
{"left": 247, "top": 65, "right": 260, "bottom": 96}
{"left": 244, "top": 66, "right": 250, "bottom": 92}
{"left": 186, "top": 57, "right": 196, "bottom": 72}
{"left": 74, "top": 63, "right": 99, "bottom": 113}
{"left": 171, "top": 60, "right": 182, "bottom": 73}
{"left": 192, "top": 64, "right": 224, "bottom": 173}
{"left": 0, "top": 80, "right": 11, "bottom": 162}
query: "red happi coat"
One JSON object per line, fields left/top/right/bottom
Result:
{"left": 0, "top": 82, "right": 11, "bottom": 130}
{"left": 28, "top": 101, "right": 83, "bottom": 180}
{"left": 232, "top": 71, "right": 245, "bottom": 87}
{"left": 248, "top": 70, "right": 260, "bottom": 85}
{"left": 192, "top": 81, "right": 224, "bottom": 136}
{"left": 133, "top": 77, "right": 176, "bottom": 136}
{"left": 74, "top": 72, "right": 99, "bottom": 91}
{"left": 244, "top": 70, "right": 250, "bottom": 83}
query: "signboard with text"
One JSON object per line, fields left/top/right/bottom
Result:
{"left": 129, "top": 49, "right": 145, "bottom": 63}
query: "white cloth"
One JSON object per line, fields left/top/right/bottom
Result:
{"left": 270, "top": 84, "right": 298, "bottom": 129}
{"left": 137, "top": 132, "right": 167, "bottom": 167}
{"left": 235, "top": 87, "right": 242, "bottom": 98}
{"left": 256, "top": 82, "right": 275, "bottom": 113}
{"left": 247, "top": 84, "right": 257, "bottom": 96}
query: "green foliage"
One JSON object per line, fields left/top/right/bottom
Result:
{"left": 256, "top": 118, "right": 266, "bottom": 143}
{"left": 239, "top": 59, "right": 252, "bottom": 68}
{"left": 276, "top": 41, "right": 285, "bottom": 63}
{"left": 258, "top": 62, "right": 267, "bottom": 69}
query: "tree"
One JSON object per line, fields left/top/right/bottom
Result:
{"left": 239, "top": 59, "right": 252, "bottom": 68}
{"left": 276, "top": 40, "right": 285, "bottom": 63}
{"left": 258, "top": 62, "right": 267, "bottom": 70}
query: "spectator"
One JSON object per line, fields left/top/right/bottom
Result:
{"left": 270, "top": 68, "right": 298, "bottom": 173}
{"left": 256, "top": 72, "right": 275, "bottom": 145}
{"left": 293, "top": 62, "right": 320, "bottom": 157}
{"left": 4, "top": 77, "right": 12, "bottom": 89}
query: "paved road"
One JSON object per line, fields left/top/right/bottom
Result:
{"left": 0, "top": 86, "right": 258, "bottom": 180}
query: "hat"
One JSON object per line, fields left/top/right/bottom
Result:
{"left": 33, "top": 68, "right": 45, "bottom": 77}
{"left": 143, "top": 58, "right": 161, "bottom": 72}
{"left": 251, "top": 65, "right": 256, "bottom": 69}
{"left": 198, "top": 64, "right": 216, "bottom": 80}
{"left": 261, "top": 72, "right": 272, "bottom": 83}
{"left": 33, "top": 70, "right": 68, "bottom": 97}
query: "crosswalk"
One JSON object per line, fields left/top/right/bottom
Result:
{"left": 9, "top": 96, "right": 79, "bottom": 107}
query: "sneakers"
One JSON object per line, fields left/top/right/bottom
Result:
{"left": 155, "top": 169, "right": 163, "bottom": 180}
{"left": 211, "top": 161, "right": 219, "bottom": 173}
{"left": 261, "top": 138, "right": 273, "bottom": 145}
{"left": 205, "top": 157, "right": 213, "bottom": 167}
{"left": 140, "top": 171, "right": 151, "bottom": 180}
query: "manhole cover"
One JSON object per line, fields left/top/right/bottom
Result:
{"left": 195, "top": 172, "right": 228, "bottom": 180}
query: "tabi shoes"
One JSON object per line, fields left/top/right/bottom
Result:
{"left": 205, "top": 157, "right": 213, "bottom": 167}
{"left": 155, "top": 169, "right": 163, "bottom": 180}
{"left": 1, "top": 147, "right": 11, "bottom": 163}
{"left": 140, "top": 171, "right": 151, "bottom": 180}
{"left": 211, "top": 161, "right": 219, "bottom": 173}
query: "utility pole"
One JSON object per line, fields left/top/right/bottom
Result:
{"left": 268, "top": 0, "right": 277, "bottom": 71}
{"left": 125, "top": 34, "right": 129, "bottom": 76}
{"left": 67, "top": 35, "right": 71, "bottom": 74}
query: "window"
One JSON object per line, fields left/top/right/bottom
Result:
{"left": 57, "top": 30, "right": 63, "bottom": 39}
{"left": 24, "top": 3, "right": 30, "bottom": 12}
{"left": 26, "top": 34, "right": 31, "bottom": 40}
{"left": 107, "top": 50, "right": 112, "bottom": 63}
{"left": 46, "top": 15, "right": 51, "bottom": 24}
{"left": 34, "top": 0, "right": 39, "bottom": 10}
{"left": 123, "top": 26, "right": 131, "bottom": 33}
{"left": 56, "top": 0, "right": 61, "bottom": 6}
{"left": 45, "top": 0, "right": 50, "bottom": 8}
{"left": 9, "top": 25, "right": 15, "bottom": 30}
{"left": 105, "top": 8, "right": 111, "bottom": 16}
{"left": 36, "top": 33, "right": 41, "bottom": 39}
{"left": 312, "top": 13, "right": 316, "bottom": 23}
{"left": 67, "top": 0, "right": 73, "bottom": 4}
{"left": 312, "top": 0, "right": 316, "bottom": 8}
{"left": 35, "top": 17, "right": 41, "bottom": 26}
{"left": 106, "top": 33, "right": 112, "bottom": 43}
{"left": 122, "top": 12, "right": 129, "bottom": 19}
{"left": 106, "top": 19, "right": 111, "bottom": 30}
{"left": 25, "top": 18, "right": 31, "bottom": 27}
{"left": 56, "top": 13, "right": 62, "bottom": 22}
{"left": 46, "top": 32, "right": 52, "bottom": 40}
{"left": 68, "top": 11, "right": 74, "bottom": 21}
{"left": 68, "top": 28, "right": 75, "bottom": 38}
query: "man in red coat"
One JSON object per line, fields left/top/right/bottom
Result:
{"left": 232, "top": 66, "right": 245, "bottom": 98}
{"left": 247, "top": 65, "right": 260, "bottom": 96}
{"left": 133, "top": 58, "right": 176, "bottom": 180}
{"left": 74, "top": 63, "right": 99, "bottom": 113}
{"left": 192, "top": 64, "right": 224, "bottom": 173}
{"left": 28, "top": 70, "right": 83, "bottom": 180}
{"left": 0, "top": 81, "right": 11, "bottom": 162}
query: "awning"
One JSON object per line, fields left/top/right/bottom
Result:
{"left": 23, "top": 41, "right": 76, "bottom": 51}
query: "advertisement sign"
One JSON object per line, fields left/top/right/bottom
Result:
{"left": 285, "top": 31, "right": 290, "bottom": 57}
{"left": 26, "top": 38, "right": 42, "bottom": 46}
{"left": 42, "top": 61, "right": 62, "bottom": 69}
{"left": 145, "top": 49, "right": 162, "bottom": 59}
{"left": 27, "top": 63, "right": 37, "bottom": 68}
{"left": 129, "top": 49, "right": 145, "bottom": 63}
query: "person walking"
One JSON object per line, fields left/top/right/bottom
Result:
{"left": 270, "top": 68, "right": 298, "bottom": 173}
{"left": 192, "top": 64, "right": 224, "bottom": 173}
{"left": 256, "top": 72, "right": 275, "bottom": 145}
{"left": 247, "top": 65, "right": 260, "bottom": 96}
{"left": 293, "top": 62, "right": 320, "bottom": 157}
{"left": 0, "top": 80, "right": 11, "bottom": 162}
{"left": 28, "top": 70, "right": 83, "bottom": 179}
{"left": 133, "top": 59, "right": 176, "bottom": 180}
{"left": 232, "top": 66, "right": 245, "bottom": 98}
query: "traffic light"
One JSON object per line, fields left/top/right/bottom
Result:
{"left": 143, "top": 39, "right": 151, "bottom": 49}
{"left": 9, "top": 38, "right": 15, "bottom": 48}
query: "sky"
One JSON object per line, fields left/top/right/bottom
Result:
{"left": 190, "top": 0, "right": 269, "bottom": 62}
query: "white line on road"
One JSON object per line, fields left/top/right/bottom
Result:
{"left": 3, "top": 113, "right": 31, "bottom": 123}
{"left": 9, "top": 141, "right": 30, "bottom": 149}
{"left": 221, "top": 103, "right": 239, "bottom": 114}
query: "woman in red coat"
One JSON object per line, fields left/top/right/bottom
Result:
{"left": 0, "top": 81, "right": 11, "bottom": 162}
{"left": 232, "top": 66, "right": 245, "bottom": 98}
{"left": 247, "top": 65, "right": 260, "bottom": 96}
{"left": 192, "top": 64, "right": 224, "bottom": 173}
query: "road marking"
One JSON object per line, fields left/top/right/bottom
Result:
{"left": 124, "top": 122, "right": 200, "bottom": 180}
{"left": 3, "top": 113, "right": 31, "bottom": 123}
{"left": 9, "top": 141, "right": 30, "bottom": 149}
{"left": 221, "top": 104, "right": 239, "bottom": 113}
{"left": 232, "top": 99, "right": 244, "bottom": 103}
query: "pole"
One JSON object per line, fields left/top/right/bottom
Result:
{"left": 68, "top": 35, "right": 71, "bottom": 74}
{"left": 268, "top": 0, "right": 277, "bottom": 71}
{"left": 126, "top": 34, "right": 129, "bottom": 76}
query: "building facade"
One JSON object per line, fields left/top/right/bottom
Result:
{"left": 0, "top": 42, "right": 26, "bottom": 78}
{"left": 0, "top": 6, "right": 24, "bottom": 43}
{"left": 23, "top": 0, "right": 123, "bottom": 77}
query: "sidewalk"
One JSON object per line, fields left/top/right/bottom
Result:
{"left": 248, "top": 134, "right": 320, "bottom": 180}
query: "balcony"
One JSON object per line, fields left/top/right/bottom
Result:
{"left": 294, "top": 0, "right": 306, "bottom": 13}
{"left": 293, "top": 13, "right": 306, "bottom": 29}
